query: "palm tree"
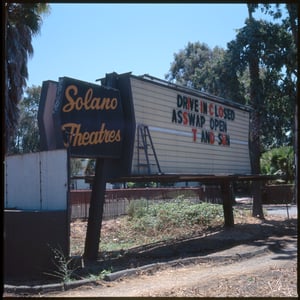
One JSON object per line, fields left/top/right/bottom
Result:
{"left": 4, "top": 3, "right": 50, "bottom": 152}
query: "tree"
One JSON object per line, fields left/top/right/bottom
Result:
{"left": 165, "top": 42, "right": 245, "bottom": 103}
{"left": 227, "top": 4, "right": 265, "bottom": 217}
{"left": 8, "top": 86, "right": 41, "bottom": 154}
{"left": 166, "top": 42, "right": 211, "bottom": 87}
{"left": 166, "top": 5, "right": 296, "bottom": 151}
{"left": 166, "top": 4, "right": 297, "bottom": 216}
{"left": 285, "top": 3, "right": 298, "bottom": 204}
{"left": 225, "top": 3, "right": 297, "bottom": 216}
{"left": 5, "top": 3, "right": 50, "bottom": 152}
{"left": 243, "top": 3, "right": 297, "bottom": 152}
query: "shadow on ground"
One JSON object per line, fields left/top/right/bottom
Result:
{"left": 77, "top": 217, "right": 297, "bottom": 279}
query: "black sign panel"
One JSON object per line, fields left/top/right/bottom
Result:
{"left": 53, "top": 77, "right": 125, "bottom": 158}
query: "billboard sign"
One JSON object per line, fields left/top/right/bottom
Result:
{"left": 115, "top": 73, "right": 252, "bottom": 175}
{"left": 48, "top": 77, "right": 125, "bottom": 158}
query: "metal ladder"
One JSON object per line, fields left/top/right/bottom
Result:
{"left": 137, "top": 124, "right": 162, "bottom": 174}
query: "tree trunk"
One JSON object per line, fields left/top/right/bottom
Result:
{"left": 247, "top": 5, "right": 264, "bottom": 219}
{"left": 293, "top": 101, "right": 297, "bottom": 205}
{"left": 249, "top": 109, "right": 264, "bottom": 218}
{"left": 4, "top": 5, "right": 9, "bottom": 152}
{"left": 286, "top": 3, "right": 298, "bottom": 205}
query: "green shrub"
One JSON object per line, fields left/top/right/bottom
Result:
{"left": 126, "top": 181, "right": 156, "bottom": 188}
{"left": 127, "top": 198, "right": 149, "bottom": 218}
{"left": 127, "top": 198, "right": 223, "bottom": 233}
{"left": 260, "top": 146, "right": 294, "bottom": 182}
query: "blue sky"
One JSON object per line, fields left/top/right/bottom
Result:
{"left": 27, "top": 3, "right": 274, "bottom": 88}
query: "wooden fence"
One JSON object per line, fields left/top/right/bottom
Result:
{"left": 70, "top": 186, "right": 223, "bottom": 219}
{"left": 69, "top": 183, "right": 295, "bottom": 219}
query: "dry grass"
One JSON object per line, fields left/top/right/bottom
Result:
{"left": 4, "top": 203, "right": 297, "bottom": 298}
{"left": 69, "top": 206, "right": 261, "bottom": 256}
{"left": 67, "top": 203, "right": 297, "bottom": 297}
{"left": 154, "top": 265, "right": 297, "bottom": 297}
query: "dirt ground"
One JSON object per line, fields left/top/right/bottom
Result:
{"left": 3, "top": 212, "right": 297, "bottom": 298}
{"left": 50, "top": 239, "right": 297, "bottom": 297}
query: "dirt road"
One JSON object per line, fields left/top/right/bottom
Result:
{"left": 48, "top": 235, "right": 297, "bottom": 297}
{"left": 3, "top": 214, "right": 297, "bottom": 298}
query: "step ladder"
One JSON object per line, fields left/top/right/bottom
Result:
{"left": 137, "top": 124, "right": 162, "bottom": 174}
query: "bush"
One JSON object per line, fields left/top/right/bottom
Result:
{"left": 126, "top": 181, "right": 156, "bottom": 188}
{"left": 260, "top": 146, "right": 294, "bottom": 182}
{"left": 127, "top": 198, "right": 149, "bottom": 218}
{"left": 127, "top": 198, "right": 223, "bottom": 234}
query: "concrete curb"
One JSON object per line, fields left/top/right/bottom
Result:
{"left": 4, "top": 245, "right": 269, "bottom": 294}
{"left": 104, "top": 245, "right": 269, "bottom": 281}
{"left": 4, "top": 278, "right": 99, "bottom": 294}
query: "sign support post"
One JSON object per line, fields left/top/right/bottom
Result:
{"left": 84, "top": 158, "right": 106, "bottom": 260}
{"left": 220, "top": 179, "right": 234, "bottom": 227}
{"left": 39, "top": 76, "right": 131, "bottom": 261}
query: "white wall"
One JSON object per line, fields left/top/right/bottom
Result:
{"left": 4, "top": 149, "right": 68, "bottom": 210}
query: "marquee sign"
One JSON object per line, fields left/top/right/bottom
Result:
{"left": 112, "top": 72, "right": 252, "bottom": 175}
{"left": 38, "top": 72, "right": 251, "bottom": 176}
{"left": 172, "top": 93, "right": 235, "bottom": 146}
{"left": 50, "top": 77, "right": 125, "bottom": 158}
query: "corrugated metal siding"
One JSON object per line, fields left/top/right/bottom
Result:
{"left": 129, "top": 77, "right": 251, "bottom": 175}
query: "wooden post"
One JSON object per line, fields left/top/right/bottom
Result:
{"left": 84, "top": 158, "right": 106, "bottom": 260}
{"left": 220, "top": 179, "right": 234, "bottom": 227}
{"left": 252, "top": 180, "right": 264, "bottom": 219}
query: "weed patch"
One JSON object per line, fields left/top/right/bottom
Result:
{"left": 99, "top": 199, "right": 225, "bottom": 252}
{"left": 71, "top": 199, "right": 255, "bottom": 255}
{"left": 128, "top": 199, "right": 223, "bottom": 231}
